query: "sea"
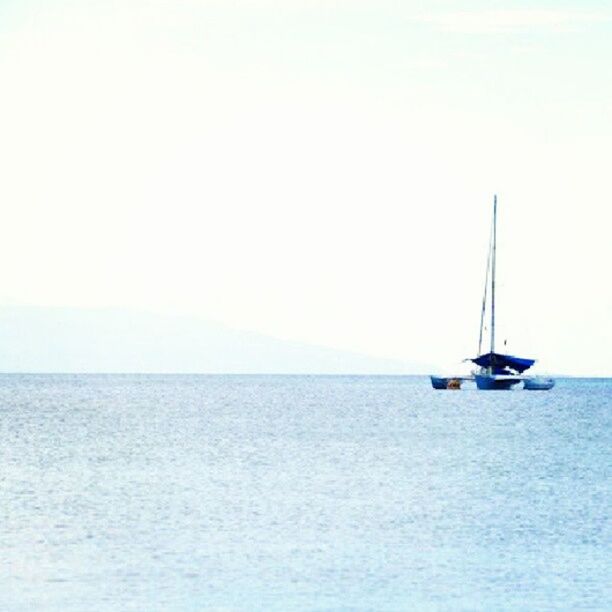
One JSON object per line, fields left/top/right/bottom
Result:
{"left": 1, "top": 374, "right": 610, "bottom": 611}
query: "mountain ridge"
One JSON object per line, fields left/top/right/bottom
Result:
{"left": 0, "top": 305, "right": 431, "bottom": 374}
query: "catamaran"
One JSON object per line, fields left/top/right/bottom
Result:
{"left": 471, "top": 195, "right": 533, "bottom": 389}
{"left": 430, "top": 195, "right": 555, "bottom": 390}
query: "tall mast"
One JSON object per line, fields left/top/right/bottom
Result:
{"left": 490, "top": 194, "right": 497, "bottom": 356}
{"left": 477, "top": 222, "right": 493, "bottom": 356}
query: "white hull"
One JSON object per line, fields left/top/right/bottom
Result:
{"left": 523, "top": 377, "right": 555, "bottom": 390}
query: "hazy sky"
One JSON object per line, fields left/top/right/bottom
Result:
{"left": 1, "top": 1, "right": 611, "bottom": 375}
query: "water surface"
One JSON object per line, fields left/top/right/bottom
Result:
{"left": 1, "top": 375, "right": 610, "bottom": 610}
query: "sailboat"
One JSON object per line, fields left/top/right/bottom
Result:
{"left": 430, "top": 195, "right": 554, "bottom": 390}
{"left": 471, "top": 195, "right": 553, "bottom": 390}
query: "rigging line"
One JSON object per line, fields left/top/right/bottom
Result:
{"left": 478, "top": 210, "right": 494, "bottom": 356}
{"left": 491, "top": 195, "right": 497, "bottom": 356}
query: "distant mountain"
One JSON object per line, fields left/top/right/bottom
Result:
{"left": 0, "top": 306, "right": 430, "bottom": 374}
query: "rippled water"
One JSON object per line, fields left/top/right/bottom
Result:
{"left": 1, "top": 375, "right": 610, "bottom": 610}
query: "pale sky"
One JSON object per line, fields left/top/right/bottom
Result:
{"left": 1, "top": 0, "right": 611, "bottom": 375}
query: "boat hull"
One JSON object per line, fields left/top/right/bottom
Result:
{"left": 474, "top": 374, "right": 522, "bottom": 390}
{"left": 524, "top": 377, "right": 555, "bottom": 390}
{"left": 430, "top": 376, "right": 448, "bottom": 389}
{"left": 430, "top": 376, "right": 462, "bottom": 390}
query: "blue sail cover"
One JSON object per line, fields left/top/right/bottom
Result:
{"left": 471, "top": 352, "right": 536, "bottom": 374}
